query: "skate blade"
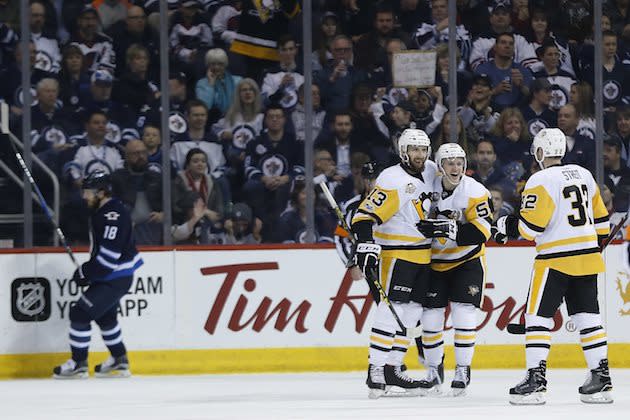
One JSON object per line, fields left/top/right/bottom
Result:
{"left": 418, "top": 385, "right": 442, "bottom": 397}
{"left": 580, "top": 391, "right": 613, "bottom": 404}
{"left": 444, "top": 387, "right": 467, "bottom": 397}
{"left": 509, "top": 392, "right": 546, "bottom": 405}
{"left": 94, "top": 369, "right": 131, "bottom": 378}
{"left": 383, "top": 386, "right": 425, "bottom": 398}
{"left": 53, "top": 371, "right": 88, "bottom": 380}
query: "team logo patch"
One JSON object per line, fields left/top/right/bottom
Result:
{"left": 35, "top": 50, "right": 53, "bottom": 72}
{"left": 603, "top": 80, "right": 621, "bottom": 102}
{"left": 405, "top": 183, "right": 416, "bottom": 194}
{"left": 528, "top": 118, "right": 548, "bottom": 137}
{"left": 105, "top": 121, "right": 122, "bottom": 144}
{"left": 256, "top": 144, "right": 268, "bottom": 155}
{"left": 169, "top": 112, "right": 187, "bottom": 134}
{"left": 11, "top": 278, "right": 51, "bottom": 322}
{"left": 233, "top": 125, "right": 256, "bottom": 149}
{"left": 549, "top": 86, "right": 568, "bottom": 110}
{"left": 261, "top": 155, "right": 286, "bottom": 176}
{"left": 615, "top": 271, "right": 630, "bottom": 316}
{"left": 104, "top": 211, "right": 120, "bottom": 221}
{"left": 468, "top": 285, "right": 480, "bottom": 297}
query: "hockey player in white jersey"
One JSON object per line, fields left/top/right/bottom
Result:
{"left": 493, "top": 128, "right": 612, "bottom": 405}
{"left": 415, "top": 143, "right": 493, "bottom": 396}
{"left": 351, "top": 129, "right": 437, "bottom": 398}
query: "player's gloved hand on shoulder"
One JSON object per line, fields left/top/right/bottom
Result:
{"left": 71, "top": 267, "right": 89, "bottom": 287}
{"left": 417, "top": 219, "right": 458, "bottom": 241}
{"left": 492, "top": 214, "right": 518, "bottom": 244}
{"left": 353, "top": 242, "right": 381, "bottom": 280}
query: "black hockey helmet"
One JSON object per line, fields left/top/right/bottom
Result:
{"left": 361, "top": 161, "right": 380, "bottom": 179}
{"left": 82, "top": 170, "right": 112, "bottom": 192}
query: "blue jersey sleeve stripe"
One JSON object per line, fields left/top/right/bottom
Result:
{"left": 96, "top": 255, "right": 118, "bottom": 270}
{"left": 112, "top": 254, "right": 143, "bottom": 272}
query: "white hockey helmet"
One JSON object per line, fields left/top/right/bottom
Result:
{"left": 398, "top": 128, "right": 431, "bottom": 165}
{"left": 531, "top": 127, "right": 566, "bottom": 168}
{"left": 435, "top": 143, "right": 467, "bottom": 185}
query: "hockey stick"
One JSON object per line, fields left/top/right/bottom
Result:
{"left": 316, "top": 176, "right": 423, "bottom": 339}
{"left": 507, "top": 213, "right": 629, "bottom": 335}
{"left": 3, "top": 119, "right": 80, "bottom": 270}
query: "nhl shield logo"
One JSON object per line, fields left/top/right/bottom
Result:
{"left": 11, "top": 278, "right": 51, "bottom": 322}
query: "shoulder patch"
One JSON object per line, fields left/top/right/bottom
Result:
{"left": 104, "top": 211, "right": 120, "bottom": 221}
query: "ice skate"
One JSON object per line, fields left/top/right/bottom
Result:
{"left": 448, "top": 365, "right": 471, "bottom": 397}
{"left": 53, "top": 359, "right": 88, "bottom": 379}
{"left": 509, "top": 361, "right": 547, "bottom": 405}
{"left": 366, "top": 364, "right": 387, "bottom": 399}
{"left": 579, "top": 359, "right": 613, "bottom": 404}
{"left": 418, "top": 361, "right": 444, "bottom": 396}
{"left": 383, "top": 365, "right": 423, "bottom": 397}
{"left": 95, "top": 354, "right": 131, "bottom": 378}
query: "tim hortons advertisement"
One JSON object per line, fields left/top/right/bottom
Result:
{"left": 0, "top": 245, "right": 627, "bottom": 355}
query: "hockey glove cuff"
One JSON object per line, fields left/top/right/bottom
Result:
{"left": 417, "top": 219, "right": 458, "bottom": 241}
{"left": 72, "top": 266, "right": 89, "bottom": 287}
{"left": 353, "top": 242, "right": 381, "bottom": 280}
{"left": 492, "top": 214, "right": 518, "bottom": 244}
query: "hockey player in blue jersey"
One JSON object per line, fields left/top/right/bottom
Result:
{"left": 53, "top": 170, "right": 143, "bottom": 379}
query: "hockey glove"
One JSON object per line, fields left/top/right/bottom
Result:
{"left": 417, "top": 219, "right": 458, "bottom": 241}
{"left": 492, "top": 214, "right": 518, "bottom": 244}
{"left": 353, "top": 242, "right": 381, "bottom": 280}
{"left": 71, "top": 267, "right": 89, "bottom": 287}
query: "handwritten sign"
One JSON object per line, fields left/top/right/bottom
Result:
{"left": 392, "top": 50, "right": 437, "bottom": 88}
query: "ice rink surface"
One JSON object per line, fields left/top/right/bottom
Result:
{"left": 1, "top": 369, "right": 628, "bottom": 420}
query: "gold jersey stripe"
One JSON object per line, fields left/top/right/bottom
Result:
{"left": 526, "top": 335, "right": 552, "bottom": 341}
{"left": 374, "top": 231, "right": 424, "bottom": 242}
{"left": 454, "top": 334, "right": 476, "bottom": 341}
{"left": 580, "top": 332, "right": 607, "bottom": 344}
{"left": 423, "top": 334, "right": 444, "bottom": 343}
{"left": 394, "top": 338, "right": 410, "bottom": 345}
{"left": 369, "top": 335, "right": 394, "bottom": 346}
{"left": 382, "top": 249, "right": 431, "bottom": 264}
{"left": 536, "top": 234, "right": 598, "bottom": 251}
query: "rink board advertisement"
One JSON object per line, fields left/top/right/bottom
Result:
{"left": 0, "top": 244, "right": 629, "bottom": 377}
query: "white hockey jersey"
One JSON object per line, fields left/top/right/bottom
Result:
{"left": 430, "top": 175, "right": 492, "bottom": 271}
{"left": 518, "top": 164, "right": 609, "bottom": 275}
{"left": 469, "top": 33, "right": 539, "bottom": 71}
{"left": 352, "top": 161, "right": 438, "bottom": 264}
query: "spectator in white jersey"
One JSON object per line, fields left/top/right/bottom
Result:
{"left": 569, "top": 81, "right": 596, "bottom": 140}
{"left": 532, "top": 41, "right": 576, "bottom": 112}
{"left": 68, "top": 5, "right": 116, "bottom": 74}
{"left": 261, "top": 34, "right": 304, "bottom": 111}
{"left": 526, "top": 8, "right": 576, "bottom": 77}
{"left": 30, "top": 0, "right": 61, "bottom": 74}
{"left": 169, "top": 0, "right": 212, "bottom": 78}
{"left": 292, "top": 83, "right": 326, "bottom": 143}
{"left": 210, "top": 0, "right": 242, "bottom": 48}
{"left": 469, "top": 3, "right": 538, "bottom": 71}
{"left": 459, "top": 74, "right": 499, "bottom": 143}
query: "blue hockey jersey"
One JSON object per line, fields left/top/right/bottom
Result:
{"left": 82, "top": 198, "right": 143, "bottom": 282}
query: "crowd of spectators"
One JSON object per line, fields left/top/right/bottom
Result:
{"left": 1, "top": 0, "right": 630, "bottom": 246}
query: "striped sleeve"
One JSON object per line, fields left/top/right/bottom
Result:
{"left": 592, "top": 185, "right": 610, "bottom": 236}
{"left": 518, "top": 184, "right": 555, "bottom": 240}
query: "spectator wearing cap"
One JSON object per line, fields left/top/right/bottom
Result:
{"left": 312, "top": 11, "right": 341, "bottom": 73}
{"left": 137, "top": 71, "right": 189, "bottom": 134}
{"left": 196, "top": 48, "right": 242, "bottom": 123}
{"left": 223, "top": 202, "right": 262, "bottom": 245}
{"left": 413, "top": 0, "right": 471, "bottom": 68}
{"left": 377, "top": 99, "right": 419, "bottom": 147}
{"left": 170, "top": 100, "right": 230, "bottom": 208}
{"left": 229, "top": 0, "right": 300, "bottom": 82}
{"left": 526, "top": 9, "right": 576, "bottom": 78}
{"left": 58, "top": 44, "right": 90, "bottom": 113}
{"left": 354, "top": 2, "right": 408, "bottom": 74}
{"left": 532, "top": 41, "right": 576, "bottom": 112}
{"left": 243, "top": 104, "right": 304, "bottom": 237}
{"left": 604, "top": 134, "right": 630, "bottom": 211}
{"left": 316, "top": 110, "right": 371, "bottom": 176}
{"left": 558, "top": 104, "right": 596, "bottom": 173}
{"left": 314, "top": 34, "right": 368, "bottom": 114}
{"left": 292, "top": 83, "right": 326, "bottom": 143}
{"left": 261, "top": 34, "right": 304, "bottom": 111}
{"left": 349, "top": 84, "right": 387, "bottom": 147}
{"left": 169, "top": 0, "right": 212, "bottom": 77}
{"left": 469, "top": 4, "right": 538, "bottom": 72}
{"left": 75, "top": 69, "right": 138, "bottom": 149}
{"left": 275, "top": 179, "right": 336, "bottom": 244}
{"left": 171, "top": 147, "right": 225, "bottom": 244}
{"left": 111, "top": 139, "right": 164, "bottom": 245}
{"left": 107, "top": 5, "right": 159, "bottom": 79}
{"left": 68, "top": 5, "right": 116, "bottom": 74}
{"left": 434, "top": 43, "right": 473, "bottom": 106}
{"left": 30, "top": 0, "right": 61, "bottom": 74}
{"left": 112, "top": 43, "right": 159, "bottom": 114}
{"left": 519, "top": 78, "right": 558, "bottom": 139}
{"left": 210, "top": 0, "right": 242, "bottom": 48}
{"left": 459, "top": 74, "right": 499, "bottom": 142}
{"left": 407, "top": 87, "right": 446, "bottom": 136}
{"left": 475, "top": 32, "right": 534, "bottom": 112}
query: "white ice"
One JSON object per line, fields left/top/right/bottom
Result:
{"left": 1, "top": 369, "right": 628, "bottom": 420}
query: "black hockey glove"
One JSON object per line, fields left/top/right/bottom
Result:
{"left": 491, "top": 214, "right": 519, "bottom": 244}
{"left": 72, "top": 267, "right": 89, "bottom": 287}
{"left": 417, "top": 219, "right": 458, "bottom": 241}
{"left": 353, "top": 242, "right": 381, "bottom": 280}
